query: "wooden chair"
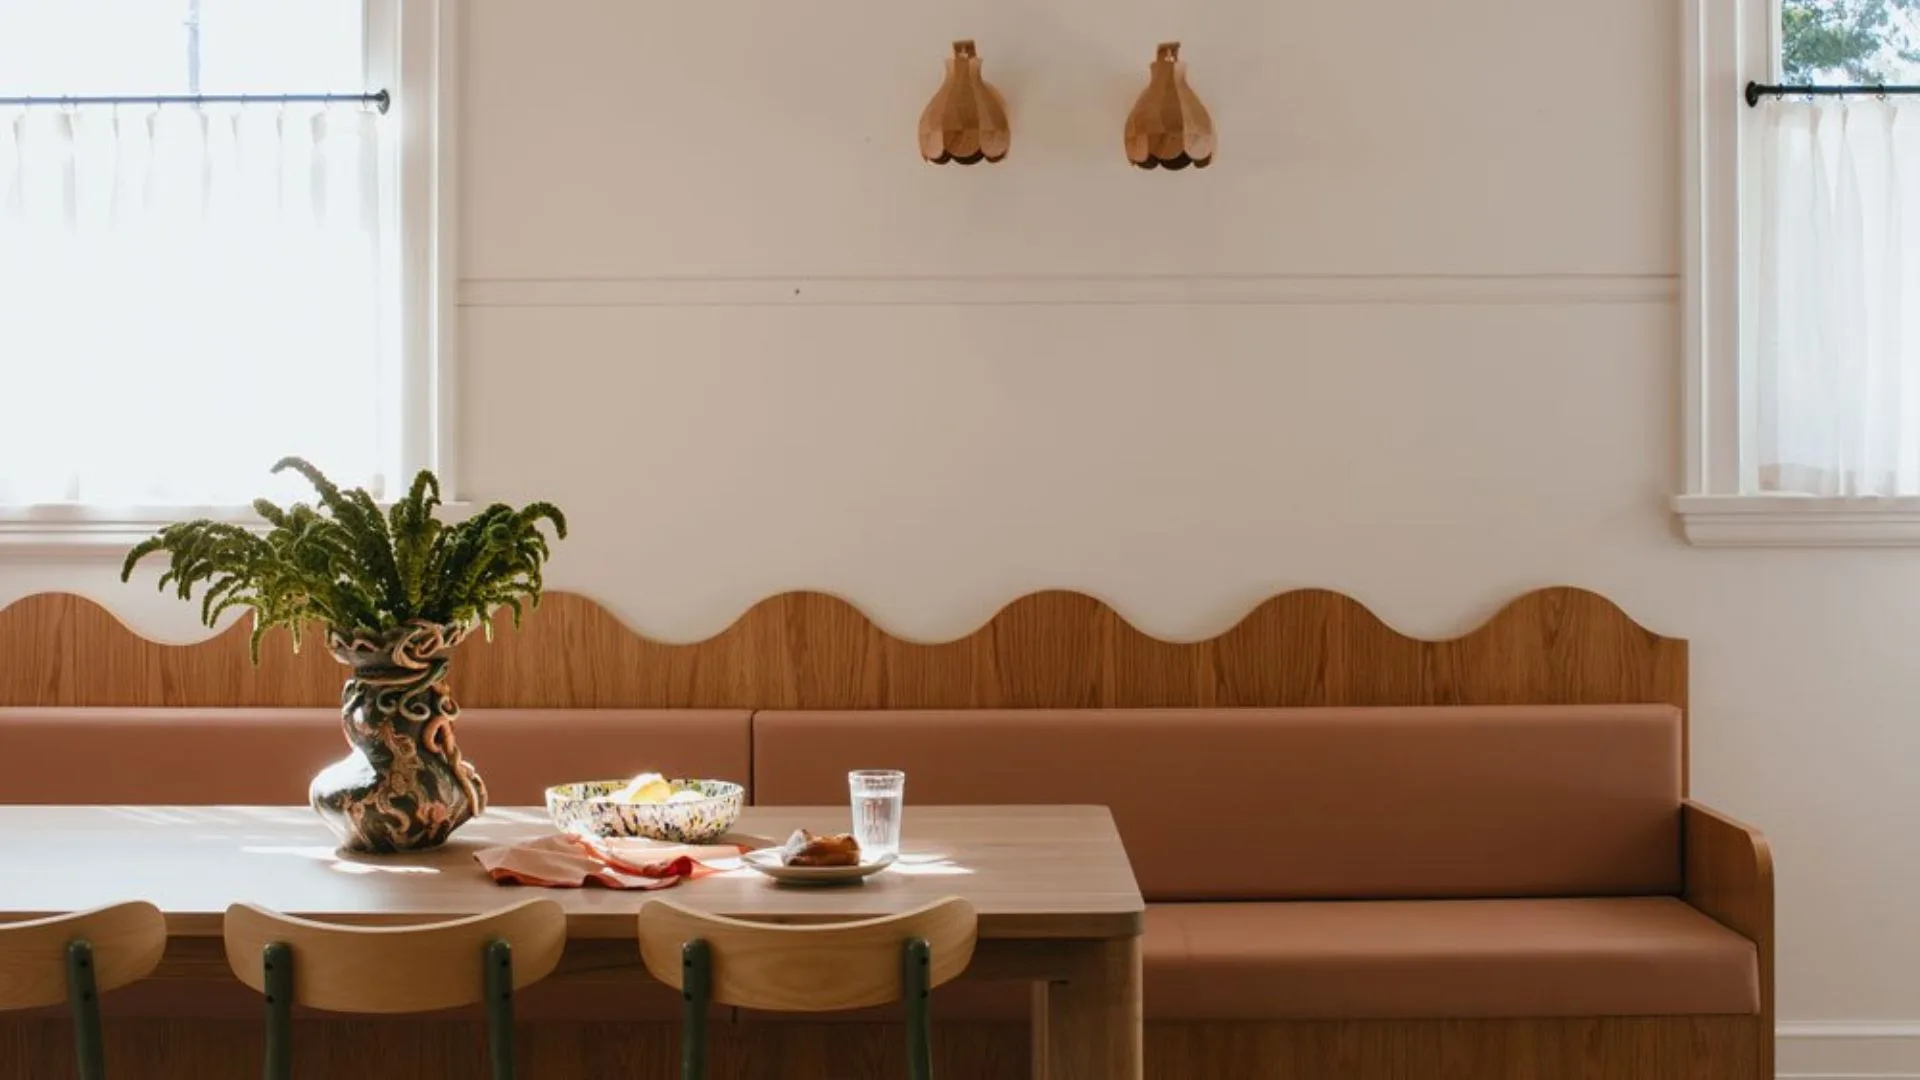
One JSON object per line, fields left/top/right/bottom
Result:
{"left": 0, "top": 901, "right": 168, "bottom": 1080}
{"left": 221, "top": 899, "right": 566, "bottom": 1080}
{"left": 636, "top": 896, "right": 978, "bottom": 1080}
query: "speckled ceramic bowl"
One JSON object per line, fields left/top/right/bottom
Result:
{"left": 545, "top": 779, "right": 745, "bottom": 844}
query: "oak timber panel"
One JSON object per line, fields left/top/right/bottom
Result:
{"left": 0, "top": 588, "right": 1687, "bottom": 720}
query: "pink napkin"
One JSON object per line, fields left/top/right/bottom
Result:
{"left": 475, "top": 834, "right": 742, "bottom": 890}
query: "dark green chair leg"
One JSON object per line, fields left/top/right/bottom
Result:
{"left": 484, "top": 939, "right": 515, "bottom": 1080}
{"left": 65, "top": 940, "right": 104, "bottom": 1080}
{"left": 903, "top": 937, "right": 933, "bottom": 1080}
{"left": 262, "top": 942, "right": 293, "bottom": 1080}
{"left": 680, "top": 939, "right": 711, "bottom": 1080}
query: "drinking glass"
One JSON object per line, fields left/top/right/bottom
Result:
{"left": 848, "top": 769, "right": 906, "bottom": 860}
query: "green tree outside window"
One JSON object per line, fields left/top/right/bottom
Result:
{"left": 1783, "top": 0, "right": 1920, "bottom": 82}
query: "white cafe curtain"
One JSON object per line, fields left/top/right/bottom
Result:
{"left": 1755, "top": 98, "right": 1920, "bottom": 496}
{"left": 0, "top": 102, "right": 392, "bottom": 508}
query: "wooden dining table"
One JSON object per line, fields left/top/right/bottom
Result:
{"left": 0, "top": 803, "right": 1144, "bottom": 1080}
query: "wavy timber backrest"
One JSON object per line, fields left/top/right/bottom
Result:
{"left": 0, "top": 587, "right": 1687, "bottom": 775}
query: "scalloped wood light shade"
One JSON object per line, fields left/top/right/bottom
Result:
{"left": 1125, "top": 42, "right": 1214, "bottom": 170}
{"left": 918, "top": 40, "right": 1010, "bottom": 165}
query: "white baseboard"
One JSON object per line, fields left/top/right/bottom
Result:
{"left": 1780, "top": 1074, "right": 1920, "bottom": 1079}
{"left": 1779, "top": 1021, "right": 1920, "bottom": 1079}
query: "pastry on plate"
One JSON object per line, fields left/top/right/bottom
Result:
{"left": 779, "top": 828, "right": 861, "bottom": 868}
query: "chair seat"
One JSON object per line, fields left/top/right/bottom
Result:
{"left": 1143, "top": 897, "right": 1760, "bottom": 1020}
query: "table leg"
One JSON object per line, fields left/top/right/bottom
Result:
{"left": 1044, "top": 936, "right": 1141, "bottom": 1080}
{"left": 1030, "top": 982, "right": 1051, "bottom": 1080}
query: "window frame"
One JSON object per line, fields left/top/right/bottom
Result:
{"left": 1675, "top": 0, "right": 1920, "bottom": 545}
{"left": 0, "top": 0, "right": 461, "bottom": 556}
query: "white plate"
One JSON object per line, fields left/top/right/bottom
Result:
{"left": 741, "top": 848, "right": 896, "bottom": 885}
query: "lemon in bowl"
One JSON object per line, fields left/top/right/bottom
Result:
{"left": 545, "top": 775, "right": 744, "bottom": 843}
{"left": 611, "top": 772, "right": 677, "bottom": 805}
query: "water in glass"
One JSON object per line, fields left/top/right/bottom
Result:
{"left": 848, "top": 769, "right": 905, "bottom": 860}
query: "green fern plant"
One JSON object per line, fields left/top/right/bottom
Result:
{"left": 121, "top": 457, "right": 567, "bottom": 660}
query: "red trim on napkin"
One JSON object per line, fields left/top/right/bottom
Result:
{"left": 475, "top": 834, "right": 739, "bottom": 890}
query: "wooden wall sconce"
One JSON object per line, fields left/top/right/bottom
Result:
{"left": 1124, "top": 42, "right": 1215, "bottom": 170}
{"left": 918, "top": 40, "right": 1010, "bottom": 165}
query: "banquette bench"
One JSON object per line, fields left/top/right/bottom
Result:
{"left": 0, "top": 588, "right": 1770, "bottom": 1080}
{"left": 755, "top": 706, "right": 1766, "bottom": 1043}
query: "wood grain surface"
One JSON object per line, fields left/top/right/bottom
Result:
{"left": 637, "top": 897, "right": 977, "bottom": 1011}
{"left": 0, "top": 586, "right": 1687, "bottom": 718}
{"left": 1142, "top": 1017, "right": 1757, "bottom": 1079}
{"left": 0, "top": 1015, "right": 1753, "bottom": 1079}
{"left": 0, "top": 805, "right": 1144, "bottom": 941}
{"left": 1047, "top": 936, "right": 1142, "bottom": 1080}
{"left": 222, "top": 899, "right": 567, "bottom": 1014}
{"left": 0, "top": 902, "right": 166, "bottom": 1010}
{"left": 1682, "top": 801, "right": 1776, "bottom": 1080}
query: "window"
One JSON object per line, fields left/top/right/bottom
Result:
{"left": 1678, "top": 0, "right": 1920, "bottom": 544}
{"left": 1779, "top": 0, "right": 1920, "bottom": 83}
{"left": 0, "top": 0, "right": 446, "bottom": 542}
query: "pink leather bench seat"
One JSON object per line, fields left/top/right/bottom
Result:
{"left": 456, "top": 709, "right": 752, "bottom": 804}
{"left": 752, "top": 706, "right": 1685, "bottom": 901}
{"left": 1143, "top": 898, "right": 1760, "bottom": 1019}
{"left": 0, "top": 708, "right": 754, "bottom": 806}
{"left": 748, "top": 705, "right": 1738, "bottom": 1024}
{"left": 756, "top": 897, "right": 1759, "bottom": 1024}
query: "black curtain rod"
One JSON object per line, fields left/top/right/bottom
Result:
{"left": 0, "top": 90, "right": 389, "bottom": 114}
{"left": 1748, "top": 80, "right": 1920, "bottom": 106}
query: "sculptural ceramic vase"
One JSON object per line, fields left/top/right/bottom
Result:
{"left": 310, "top": 620, "right": 488, "bottom": 854}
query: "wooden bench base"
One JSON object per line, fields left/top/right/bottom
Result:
{"left": 1145, "top": 1018, "right": 1760, "bottom": 1080}
{"left": 0, "top": 1015, "right": 1760, "bottom": 1079}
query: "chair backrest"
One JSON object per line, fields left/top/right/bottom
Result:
{"left": 222, "top": 900, "right": 567, "bottom": 1014}
{"left": 0, "top": 902, "right": 168, "bottom": 1011}
{"left": 635, "top": 897, "right": 977, "bottom": 1013}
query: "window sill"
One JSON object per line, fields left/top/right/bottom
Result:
{"left": 1673, "top": 494, "right": 1920, "bottom": 547}
{"left": 0, "top": 503, "right": 470, "bottom": 558}
{"left": 0, "top": 507, "right": 259, "bottom": 558}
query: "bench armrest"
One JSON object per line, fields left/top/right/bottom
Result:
{"left": 1683, "top": 799, "right": 1773, "bottom": 1080}
{"left": 1682, "top": 800, "right": 1773, "bottom": 944}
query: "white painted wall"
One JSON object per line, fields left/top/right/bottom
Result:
{"left": 11, "top": 1, "right": 1920, "bottom": 1073}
